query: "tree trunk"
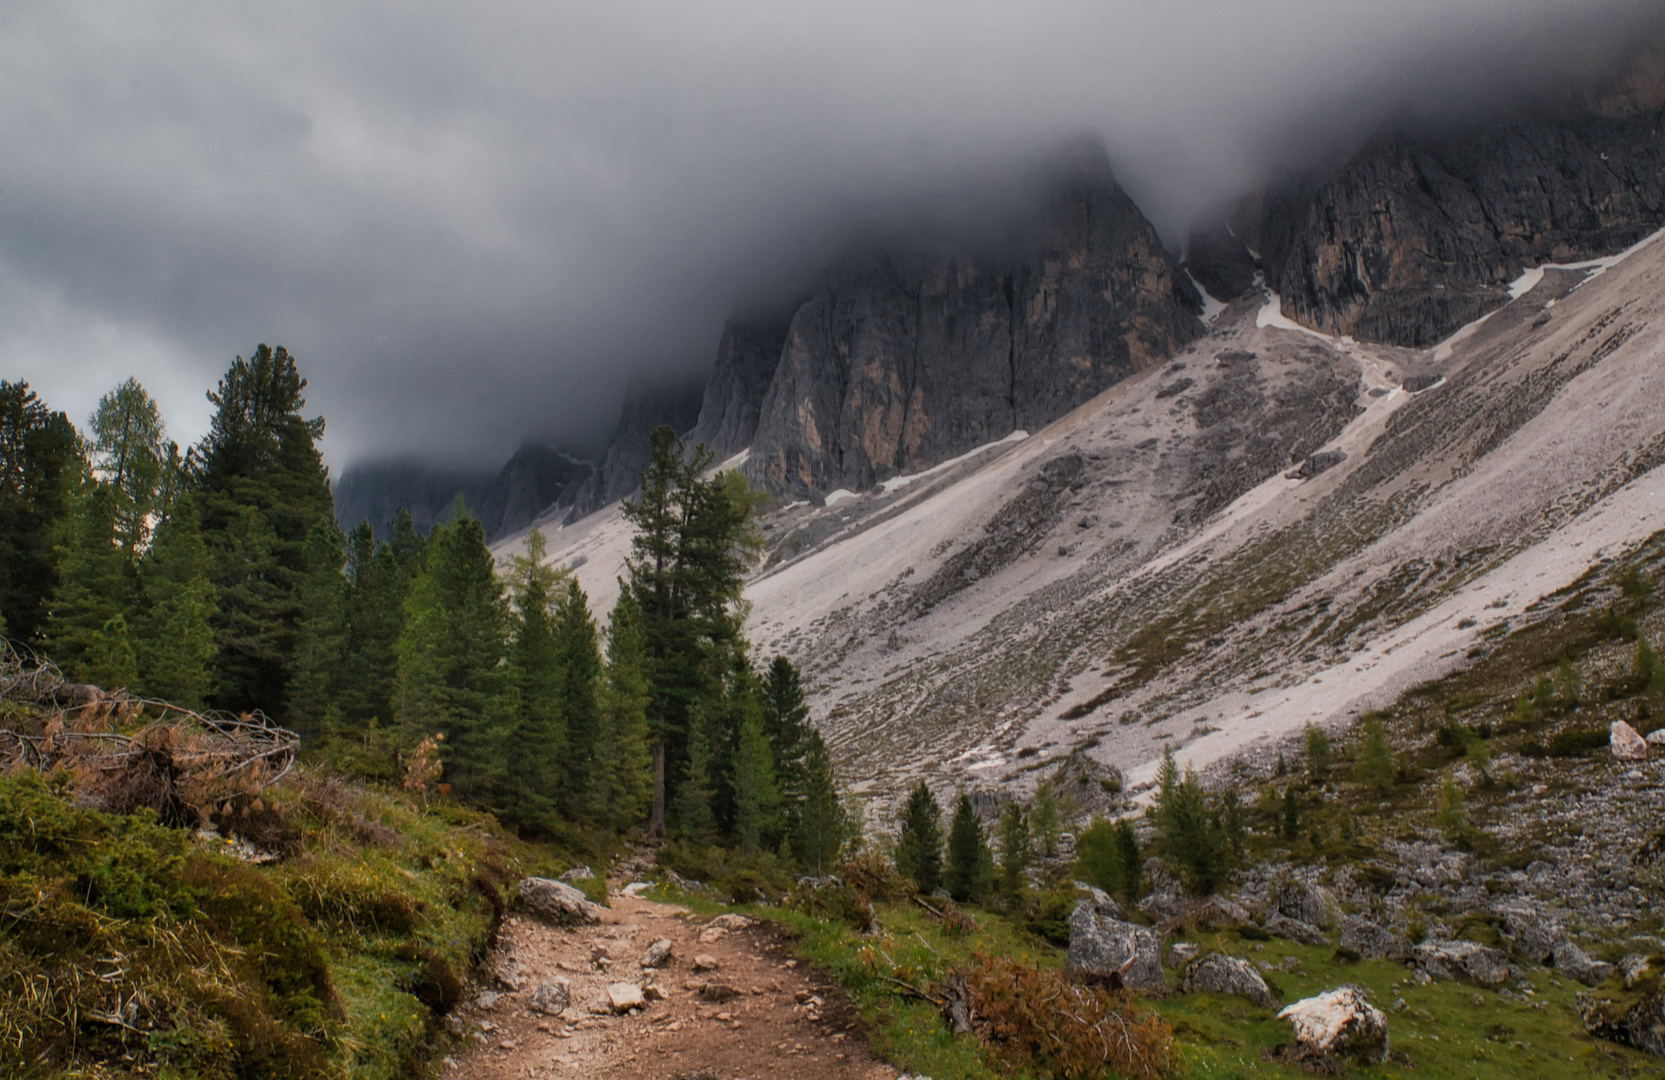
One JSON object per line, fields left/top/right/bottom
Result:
{"left": 650, "top": 739, "right": 666, "bottom": 837}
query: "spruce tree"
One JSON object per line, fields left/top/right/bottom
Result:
{"left": 1074, "top": 818, "right": 1124, "bottom": 899}
{"left": 46, "top": 482, "right": 138, "bottom": 689}
{"left": 1114, "top": 819, "right": 1143, "bottom": 906}
{"left": 762, "top": 655, "right": 812, "bottom": 808}
{"left": 1356, "top": 717, "right": 1394, "bottom": 795}
{"left": 1030, "top": 778, "right": 1063, "bottom": 860}
{"left": 894, "top": 781, "right": 944, "bottom": 895}
{"left": 0, "top": 381, "right": 80, "bottom": 645}
{"left": 675, "top": 707, "right": 718, "bottom": 843}
{"left": 194, "top": 345, "right": 334, "bottom": 715}
{"left": 553, "top": 578, "right": 602, "bottom": 812}
{"left": 997, "top": 801, "right": 1031, "bottom": 904}
{"left": 732, "top": 709, "right": 781, "bottom": 853}
{"left": 945, "top": 791, "right": 991, "bottom": 903}
{"left": 136, "top": 493, "right": 217, "bottom": 708}
{"left": 593, "top": 593, "right": 653, "bottom": 831}
{"left": 395, "top": 504, "right": 510, "bottom": 804}
{"left": 792, "top": 730, "right": 848, "bottom": 875}
{"left": 504, "top": 529, "right": 567, "bottom": 831}
{"left": 286, "top": 521, "right": 348, "bottom": 740}
{"left": 88, "top": 378, "right": 166, "bottom": 556}
{"left": 337, "top": 512, "right": 421, "bottom": 728}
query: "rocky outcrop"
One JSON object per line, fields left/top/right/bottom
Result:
{"left": 684, "top": 317, "right": 792, "bottom": 464}
{"left": 1180, "top": 953, "right": 1278, "bottom": 1010}
{"left": 1277, "top": 987, "right": 1389, "bottom": 1066}
{"left": 1273, "top": 880, "right": 1337, "bottom": 929}
{"left": 1555, "top": 941, "right": 1615, "bottom": 987}
{"left": 1263, "top": 911, "right": 1329, "bottom": 947}
{"left": 747, "top": 144, "right": 1203, "bottom": 498}
{"left": 1065, "top": 900, "right": 1165, "bottom": 993}
{"left": 566, "top": 376, "right": 706, "bottom": 514}
{"left": 1338, "top": 916, "right": 1411, "bottom": 961}
{"left": 1412, "top": 939, "right": 1511, "bottom": 988}
{"left": 1193, "top": 105, "right": 1665, "bottom": 346}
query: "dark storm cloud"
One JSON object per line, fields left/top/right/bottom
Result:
{"left": 1, "top": 0, "right": 1657, "bottom": 468}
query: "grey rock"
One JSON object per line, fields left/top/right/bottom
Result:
{"left": 1494, "top": 900, "right": 1565, "bottom": 964}
{"left": 747, "top": 142, "right": 1203, "bottom": 499}
{"left": 1169, "top": 942, "right": 1200, "bottom": 969}
{"left": 1278, "top": 986, "right": 1390, "bottom": 1065}
{"left": 1413, "top": 940, "right": 1512, "bottom": 988}
{"left": 559, "top": 865, "right": 595, "bottom": 884}
{"left": 1338, "top": 916, "right": 1411, "bottom": 961}
{"left": 1065, "top": 899, "right": 1166, "bottom": 993}
{"left": 1273, "top": 880, "right": 1337, "bottom": 929}
{"left": 1264, "top": 911, "right": 1330, "bottom": 947}
{"left": 1400, "top": 373, "right": 1442, "bottom": 392}
{"left": 1284, "top": 450, "right": 1348, "bottom": 481}
{"left": 566, "top": 376, "right": 706, "bottom": 514}
{"left": 1581, "top": 988, "right": 1665, "bottom": 1057}
{"left": 527, "top": 978, "right": 571, "bottom": 1016}
{"left": 641, "top": 939, "right": 674, "bottom": 969}
{"left": 1621, "top": 953, "right": 1655, "bottom": 989}
{"left": 683, "top": 316, "right": 793, "bottom": 466}
{"left": 1180, "top": 953, "right": 1279, "bottom": 1010}
{"left": 1076, "top": 883, "right": 1127, "bottom": 922}
{"left": 518, "top": 877, "right": 601, "bottom": 926}
{"left": 1139, "top": 892, "right": 1191, "bottom": 925}
{"left": 1554, "top": 941, "right": 1615, "bottom": 987}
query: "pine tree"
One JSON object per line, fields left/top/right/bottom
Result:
{"left": 1030, "top": 778, "right": 1063, "bottom": 860}
{"left": 997, "top": 801, "right": 1031, "bottom": 904}
{"left": 894, "top": 781, "right": 944, "bottom": 895}
{"left": 286, "top": 521, "right": 348, "bottom": 739}
{"left": 1281, "top": 787, "right": 1301, "bottom": 842}
{"left": 762, "top": 654, "right": 812, "bottom": 808}
{"left": 1074, "top": 818, "right": 1124, "bottom": 899}
{"left": 503, "top": 529, "right": 567, "bottom": 831}
{"left": 88, "top": 378, "right": 166, "bottom": 556}
{"left": 732, "top": 709, "right": 781, "bottom": 853}
{"left": 593, "top": 593, "right": 653, "bottom": 832}
{"left": 946, "top": 791, "right": 991, "bottom": 903}
{"left": 46, "top": 482, "right": 138, "bottom": 689}
{"left": 395, "top": 504, "right": 509, "bottom": 804}
{"left": 0, "top": 381, "right": 80, "bottom": 645}
{"left": 194, "top": 345, "right": 334, "bottom": 715}
{"left": 1114, "top": 819, "right": 1143, "bottom": 906}
{"left": 337, "top": 512, "right": 422, "bottom": 728}
{"left": 553, "top": 578, "right": 602, "bottom": 813}
{"left": 1151, "top": 747, "right": 1229, "bottom": 896}
{"left": 792, "top": 730, "right": 848, "bottom": 875}
{"left": 1355, "top": 716, "right": 1394, "bottom": 795}
{"left": 675, "top": 707, "right": 718, "bottom": 843}
{"left": 136, "top": 493, "right": 217, "bottom": 708}
{"left": 1304, "top": 724, "right": 1332, "bottom": 780}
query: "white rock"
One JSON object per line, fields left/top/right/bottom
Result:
{"left": 708, "top": 914, "right": 754, "bottom": 931}
{"left": 693, "top": 953, "right": 720, "bottom": 972}
{"left": 1647, "top": 728, "right": 1665, "bottom": 746}
{"left": 641, "top": 938, "right": 675, "bottom": 968}
{"left": 1611, "top": 720, "right": 1648, "bottom": 761}
{"left": 527, "top": 978, "right": 571, "bottom": 1016}
{"left": 607, "top": 982, "right": 646, "bottom": 1012}
{"left": 519, "top": 877, "right": 601, "bottom": 926}
{"left": 1278, "top": 986, "right": 1388, "bottom": 1064}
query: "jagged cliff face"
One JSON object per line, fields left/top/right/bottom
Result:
{"left": 566, "top": 377, "right": 706, "bottom": 515}
{"left": 683, "top": 318, "right": 791, "bottom": 464}
{"left": 744, "top": 154, "right": 1205, "bottom": 497}
{"left": 1191, "top": 105, "right": 1665, "bottom": 346}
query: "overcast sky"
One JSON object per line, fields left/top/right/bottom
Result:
{"left": 1, "top": 0, "right": 1656, "bottom": 471}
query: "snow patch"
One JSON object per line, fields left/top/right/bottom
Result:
{"left": 1507, "top": 225, "right": 1665, "bottom": 299}
{"left": 824, "top": 489, "right": 858, "bottom": 507}
{"left": 1186, "top": 272, "right": 1229, "bottom": 324}
{"left": 1254, "top": 278, "right": 1333, "bottom": 341}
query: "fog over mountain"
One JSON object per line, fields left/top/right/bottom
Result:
{"left": 2, "top": 0, "right": 1659, "bottom": 469}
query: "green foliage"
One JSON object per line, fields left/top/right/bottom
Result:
{"left": 946, "top": 792, "right": 992, "bottom": 903}
{"left": 592, "top": 592, "right": 654, "bottom": 832}
{"left": 895, "top": 781, "right": 944, "bottom": 895}
{"left": 1556, "top": 657, "right": 1583, "bottom": 709}
{"left": 1303, "top": 723, "right": 1331, "bottom": 779}
{"left": 792, "top": 730, "right": 850, "bottom": 876}
{"left": 1281, "top": 786, "right": 1300, "bottom": 842}
{"left": 674, "top": 708, "right": 719, "bottom": 843}
{"left": 286, "top": 520, "right": 349, "bottom": 741}
{"left": 1639, "top": 637, "right": 1665, "bottom": 695}
{"left": 763, "top": 654, "right": 812, "bottom": 818}
{"left": 1355, "top": 716, "right": 1395, "bottom": 795}
{"left": 997, "top": 801, "right": 1031, "bottom": 904}
{"left": 0, "top": 380, "right": 81, "bottom": 645}
{"left": 88, "top": 377, "right": 167, "bottom": 555}
{"left": 732, "top": 707, "right": 782, "bottom": 853}
{"left": 1029, "top": 778, "right": 1064, "bottom": 861}
{"left": 1151, "top": 746, "right": 1233, "bottom": 896}
{"left": 45, "top": 480, "right": 139, "bottom": 688}
{"left": 137, "top": 492, "right": 219, "bottom": 708}
{"left": 1435, "top": 777, "right": 1466, "bottom": 835}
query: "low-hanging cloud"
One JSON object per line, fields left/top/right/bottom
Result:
{"left": 2, "top": 0, "right": 1658, "bottom": 468}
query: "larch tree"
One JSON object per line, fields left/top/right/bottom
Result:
{"left": 88, "top": 378, "right": 166, "bottom": 556}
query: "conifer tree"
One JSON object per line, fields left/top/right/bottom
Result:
{"left": 395, "top": 504, "right": 509, "bottom": 803}
{"left": 286, "top": 521, "right": 348, "bottom": 739}
{"left": 337, "top": 512, "right": 422, "bottom": 728}
{"left": 1114, "top": 819, "right": 1143, "bottom": 906}
{"left": 792, "top": 730, "right": 848, "bottom": 875}
{"left": 894, "top": 781, "right": 944, "bottom": 894}
{"left": 762, "top": 655, "right": 812, "bottom": 806}
{"left": 593, "top": 593, "right": 653, "bottom": 831}
{"left": 946, "top": 791, "right": 991, "bottom": 903}
{"left": 46, "top": 482, "right": 137, "bottom": 688}
{"left": 503, "top": 529, "right": 567, "bottom": 830}
{"left": 675, "top": 707, "right": 718, "bottom": 843}
{"left": 1030, "top": 778, "right": 1064, "bottom": 861}
{"left": 732, "top": 709, "right": 781, "bottom": 853}
{"left": 0, "top": 381, "right": 80, "bottom": 645}
{"left": 136, "top": 493, "right": 217, "bottom": 708}
{"left": 1356, "top": 716, "right": 1394, "bottom": 795}
{"left": 553, "top": 578, "right": 602, "bottom": 812}
{"left": 997, "top": 801, "right": 1031, "bottom": 904}
{"left": 88, "top": 378, "right": 166, "bottom": 556}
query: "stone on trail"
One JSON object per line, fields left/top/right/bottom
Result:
{"left": 641, "top": 938, "right": 674, "bottom": 968}
{"left": 1277, "top": 986, "right": 1389, "bottom": 1065}
{"left": 1065, "top": 899, "right": 1165, "bottom": 993}
{"left": 708, "top": 914, "right": 755, "bottom": 931}
{"left": 527, "top": 978, "right": 571, "bottom": 1016}
{"left": 518, "top": 877, "right": 601, "bottom": 926}
{"left": 607, "top": 982, "right": 646, "bottom": 1013}
{"left": 692, "top": 953, "right": 720, "bottom": 972}
{"left": 1612, "top": 720, "right": 1649, "bottom": 761}
{"left": 1180, "top": 953, "right": 1278, "bottom": 1010}
{"left": 1554, "top": 941, "right": 1615, "bottom": 987}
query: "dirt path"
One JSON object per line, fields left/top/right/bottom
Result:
{"left": 440, "top": 886, "right": 903, "bottom": 1080}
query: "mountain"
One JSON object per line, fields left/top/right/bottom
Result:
{"left": 564, "top": 376, "right": 707, "bottom": 516}
{"left": 1189, "top": 104, "right": 1665, "bottom": 346}
{"left": 333, "top": 441, "right": 591, "bottom": 542}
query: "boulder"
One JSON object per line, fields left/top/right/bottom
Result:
{"left": 1273, "top": 880, "right": 1336, "bottom": 929}
{"left": 1065, "top": 900, "right": 1165, "bottom": 993}
{"left": 1138, "top": 892, "right": 1190, "bottom": 925}
{"left": 1581, "top": 989, "right": 1665, "bottom": 1057}
{"left": 1284, "top": 450, "right": 1347, "bottom": 481}
{"left": 692, "top": 954, "right": 720, "bottom": 973}
{"left": 1168, "top": 943, "right": 1199, "bottom": 969}
{"left": 527, "top": 978, "right": 571, "bottom": 1016}
{"left": 1264, "top": 911, "right": 1329, "bottom": 947}
{"left": 1412, "top": 940, "right": 1511, "bottom": 988}
{"left": 1187, "top": 895, "right": 1252, "bottom": 929}
{"left": 641, "top": 939, "right": 674, "bottom": 969}
{"left": 1180, "top": 953, "right": 1279, "bottom": 1010}
{"left": 1493, "top": 899, "right": 1565, "bottom": 964}
{"left": 559, "top": 865, "right": 595, "bottom": 884}
{"left": 1075, "top": 883, "right": 1127, "bottom": 922}
{"left": 1338, "top": 916, "right": 1411, "bottom": 961}
{"left": 1621, "top": 953, "right": 1655, "bottom": 989}
{"left": 1277, "top": 986, "right": 1389, "bottom": 1065}
{"left": 518, "top": 877, "right": 601, "bottom": 926}
{"left": 607, "top": 983, "right": 646, "bottom": 1013}
{"left": 1554, "top": 941, "right": 1615, "bottom": 987}
{"left": 1648, "top": 729, "right": 1665, "bottom": 747}
{"left": 1612, "top": 721, "right": 1649, "bottom": 761}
